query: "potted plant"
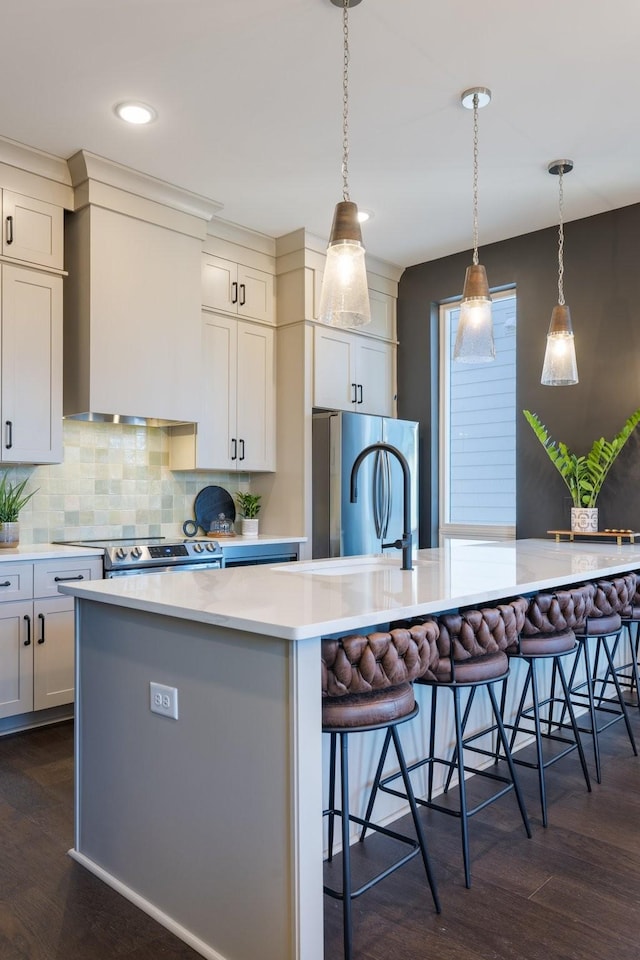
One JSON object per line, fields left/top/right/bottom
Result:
{"left": 235, "top": 491, "right": 262, "bottom": 538}
{"left": 0, "top": 472, "right": 38, "bottom": 547}
{"left": 523, "top": 408, "right": 640, "bottom": 532}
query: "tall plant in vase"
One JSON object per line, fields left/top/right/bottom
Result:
{"left": 0, "top": 472, "right": 38, "bottom": 548}
{"left": 523, "top": 408, "right": 640, "bottom": 533}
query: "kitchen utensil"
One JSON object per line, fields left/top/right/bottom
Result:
{"left": 183, "top": 485, "right": 236, "bottom": 537}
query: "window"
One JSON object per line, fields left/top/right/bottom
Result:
{"left": 439, "top": 290, "right": 516, "bottom": 541}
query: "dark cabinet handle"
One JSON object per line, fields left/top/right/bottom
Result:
{"left": 239, "top": 283, "right": 246, "bottom": 307}
{"left": 231, "top": 438, "right": 237, "bottom": 461}
{"left": 357, "top": 384, "right": 363, "bottom": 404}
{"left": 37, "top": 612, "right": 45, "bottom": 644}
{"left": 231, "top": 281, "right": 238, "bottom": 304}
{"left": 23, "top": 615, "right": 31, "bottom": 646}
{"left": 6, "top": 215, "right": 13, "bottom": 245}
{"left": 54, "top": 574, "right": 85, "bottom": 582}
{"left": 239, "top": 439, "right": 245, "bottom": 461}
{"left": 5, "top": 421, "right": 12, "bottom": 449}
{"left": 351, "top": 383, "right": 357, "bottom": 404}
{"left": 0, "top": 580, "right": 10, "bottom": 588}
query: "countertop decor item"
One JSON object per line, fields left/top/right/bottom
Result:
{"left": 183, "top": 485, "right": 235, "bottom": 537}
{"left": 524, "top": 408, "right": 640, "bottom": 532}
{"left": 0, "top": 472, "right": 38, "bottom": 547}
{"left": 235, "top": 491, "right": 261, "bottom": 537}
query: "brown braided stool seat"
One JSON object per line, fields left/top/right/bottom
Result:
{"left": 362, "top": 604, "right": 531, "bottom": 888}
{"left": 562, "top": 575, "right": 638, "bottom": 782}
{"left": 322, "top": 627, "right": 441, "bottom": 960}
{"left": 614, "top": 572, "right": 640, "bottom": 709}
{"left": 497, "top": 583, "right": 594, "bottom": 826}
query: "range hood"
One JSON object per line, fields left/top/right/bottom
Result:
{"left": 63, "top": 151, "right": 222, "bottom": 426}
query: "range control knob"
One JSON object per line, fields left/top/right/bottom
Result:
{"left": 115, "top": 547, "right": 129, "bottom": 560}
{"left": 205, "top": 541, "right": 216, "bottom": 552}
{"left": 131, "top": 546, "right": 142, "bottom": 559}
{"left": 193, "top": 542, "right": 205, "bottom": 553}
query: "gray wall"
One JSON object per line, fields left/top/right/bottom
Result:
{"left": 397, "top": 202, "right": 640, "bottom": 546}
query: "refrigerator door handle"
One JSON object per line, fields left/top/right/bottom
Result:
{"left": 372, "top": 449, "right": 384, "bottom": 540}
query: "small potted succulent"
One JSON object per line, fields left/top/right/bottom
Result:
{"left": 235, "top": 491, "right": 262, "bottom": 538}
{"left": 0, "top": 472, "right": 38, "bottom": 547}
{"left": 523, "top": 408, "right": 640, "bottom": 532}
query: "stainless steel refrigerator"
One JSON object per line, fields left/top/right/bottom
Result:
{"left": 312, "top": 410, "right": 419, "bottom": 559}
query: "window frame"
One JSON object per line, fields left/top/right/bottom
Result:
{"left": 438, "top": 288, "right": 517, "bottom": 544}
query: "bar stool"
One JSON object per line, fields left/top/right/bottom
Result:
{"left": 322, "top": 626, "right": 441, "bottom": 960}
{"left": 498, "top": 583, "right": 594, "bottom": 826}
{"left": 363, "top": 603, "right": 532, "bottom": 888}
{"left": 614, "top": 572, "right": 640, "bottom": 709}
{"left": 564, "top": 575, "right": 638, "bottom": 782}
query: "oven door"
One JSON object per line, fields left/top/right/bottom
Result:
{"left": 106, "top": 560, "right": 222, "bottom": 578}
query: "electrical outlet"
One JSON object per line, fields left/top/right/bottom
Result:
{"left": 149, "top": 681, "right": 179, "bottom": 720}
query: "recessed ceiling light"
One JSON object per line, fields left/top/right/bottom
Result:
{"left": 114, "top": 101, "right": 157, "bottom": 125}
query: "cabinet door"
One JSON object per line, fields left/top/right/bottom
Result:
{"left": 1, "top": 265, "right": 63, "bottom": 463}
{"left": 236, "top": 321, "right": 275, "bottom": 471}
{"left": 313, "top": 327, "right": 357, "bottom": 411}
{"left": 2, "top": 191, "right": 64, "bottom": 270}
{"left": 33, "top": 596, "right": 75, "bottom": 710}
{"left": 0, "top": 600, "right": 33, "bottom": 718}
{"left": 238, "top": 266, "right": 274, "bottom": 324}
{"left": 356, "top": 338, "right": 395, "bottom": 417}
{"left": 202, "top": 255, "right": 238, "bottom": 314}
{"left": 197, "top": 313, "right": 238, "bottom": 470}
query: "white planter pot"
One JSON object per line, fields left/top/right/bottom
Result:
{"left": 570, "top": 507, "right": 598, "bottom": 534}
{"left": 0, "top": 521, "right": 19, "bottom": 548}
{"left": 241, "top": 518, "right": 259, "bottom": 538}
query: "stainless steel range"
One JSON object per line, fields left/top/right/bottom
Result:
{"left": 59, "top": 537, "right": 223, "bottom": 578}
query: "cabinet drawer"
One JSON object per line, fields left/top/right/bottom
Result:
{"left": 0, "top": 563, "right": 34, "bottom": 602}
{"left": 33, "top": 558, "right": 102, "bottom": 598}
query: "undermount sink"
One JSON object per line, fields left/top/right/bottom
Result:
{"left": 274, "top": 556, "right": 422, "bottom": 576}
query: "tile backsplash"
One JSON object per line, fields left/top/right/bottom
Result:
{"left": 5, "top": 421, "right": 247, "bottom": 544}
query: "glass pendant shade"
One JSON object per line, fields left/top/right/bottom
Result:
{"left": 453, "top": 263, "right": 495, "bottom": 362}
{"left": 318, "top": 200, "right": 371, "bottom": 327}
{"left": 541, "top": 304, "right": 578, "bottom": 385}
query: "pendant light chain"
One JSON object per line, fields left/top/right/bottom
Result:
{"left": 341, "top": 0, "right": 350, "bottom": 202}
{"left": 557, "top": 165, "right": 565, "bottom": 305}
{"left": 471, "top": 92, "right": 480, "bottom": 266}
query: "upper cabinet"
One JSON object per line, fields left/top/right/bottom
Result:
{"left": 170, "top": 313, "right": 275, "bottom": 472}
{"left": 202, "top": 254, "right": 274, "bottom": 324}
{"left": 313, "top": 326, "right": 395, "bottom": 418}
{"left": 1, "top": 265, "right": 63, "bottom": 463}
{"left": 1, "top": 191, "right": 64, "bottom": 271}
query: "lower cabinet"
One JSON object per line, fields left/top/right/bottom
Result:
{"left": 0, "top": 556, "right": 102, "bottom": 720}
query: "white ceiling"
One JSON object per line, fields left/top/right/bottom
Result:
{"left": 5, "top": 0, "right": 640, "bottom": 268}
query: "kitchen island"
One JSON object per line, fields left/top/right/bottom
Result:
{"left": 59, "top": 538, "right": 640, "bottom": 960}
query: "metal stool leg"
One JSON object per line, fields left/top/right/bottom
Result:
{"left": 487, "top": 682, "right": 532, "bottom": 840}
{"left": 452, "top": 685, "right": 472, "bottom": 888}
{"left": 327, "top": 732, "right": 337, "bottom": 861}
{"left": 359, "top": 727, "right": 392, "bottom": 842}
{"left": 339, "top": 733, "right": 353, "bottom": 960}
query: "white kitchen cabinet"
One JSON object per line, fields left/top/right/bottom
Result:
{"left": 314, "top": 326, "right": 395, "bottom": 417}
{"left": 0, "top": 555, "right": 102, "bottom": 720}
{"left": 170, "top": 313, "right": 276, "bottom": 472}
{"left": 1, "top": 264, "right": 63, "bottom": 463}
{"left": 1, "top": 190, "right": 64, "bottom": 271}
{"left": 202, "top": 254, "right": 274, "bottom": 324}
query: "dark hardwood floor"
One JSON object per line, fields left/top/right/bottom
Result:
{"left": 0, "top": 714, "right": 639, "bottom": 959}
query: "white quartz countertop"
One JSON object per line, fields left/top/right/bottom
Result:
{"left": 0, "top": 543, "right": 103, "bottom": 561}
{"left": 57, "top": 538, "right": 640, "bottom": 641}
{"left": 217, "top": 535, "right": 305, "bottom": 548}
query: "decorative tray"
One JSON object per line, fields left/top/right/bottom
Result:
{"left": 547, "top": 529, "right": 639, "bottom": 545}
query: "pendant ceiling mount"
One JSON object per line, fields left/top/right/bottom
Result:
{"left": 548, "top": 159, "right": 574, "bottom": 176}
{"left": 461, "top": 86, "right": 492, "bottom": 110}
{"left": 330, "top": 0, "right": 363, "bottom": 6}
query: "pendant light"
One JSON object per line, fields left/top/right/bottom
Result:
{"left": 318, "top": 0, "right": 371, "bottom": 328}
{"left": 454, "top": 87, "right": 494, "bottom": 363}
{"left": 541, "top": 160, "right": 578, "bottom": 386}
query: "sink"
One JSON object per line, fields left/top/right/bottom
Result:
{"left": 274, "top": 556, "right": 424, "bottom": 576}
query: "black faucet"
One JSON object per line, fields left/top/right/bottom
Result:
{"left": 350, "top": 442, "right": 413, "bottom": 570}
